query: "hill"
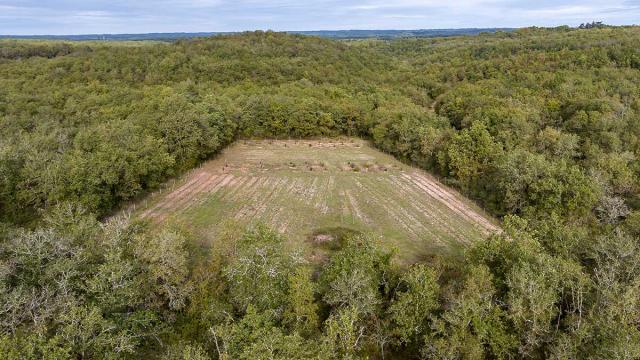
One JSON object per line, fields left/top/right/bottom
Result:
{"left": 2, "top": 27, "right": 640, "bottom": 359}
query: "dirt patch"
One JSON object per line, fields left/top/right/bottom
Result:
{"left": 308, "top": 227, "right": 361, "bottom": 252}
{"left": 313, "top": 234, "right": 335, "bottom": 244}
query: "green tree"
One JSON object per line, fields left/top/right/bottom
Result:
{"left": 440, "top": 121, "right": 502, "bottom": 191}
{"left": 283, "top": 267, "right": 320, "bottom": 336}
{"left": 388, "top": 264, "right": 440, "bottom": 346}
{"left": 319, "top": 236, "right": 392, "bottom": 316}
{"left": 224, "top": 226, "right": 301, "bottom": 316}
{"left": 424, "top": 266, "right": 516, "bottom": 360}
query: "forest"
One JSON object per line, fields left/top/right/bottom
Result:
{"left": 1, "top": 26, "right": 640, "bottom": 359}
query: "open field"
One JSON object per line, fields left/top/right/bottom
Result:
{"left": 136, "top": 139, "right": 499, "bottom": 263}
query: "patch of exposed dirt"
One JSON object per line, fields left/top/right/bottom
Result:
{"left": 313, "top": 234, "right": 335, "bottom": 244}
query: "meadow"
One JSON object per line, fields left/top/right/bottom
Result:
{"left": 137, "top": 139, "right": 498, "bottom": 262}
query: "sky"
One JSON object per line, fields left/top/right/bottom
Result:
{"left": 1, "top": 0, "right": 639, "bottom": 35}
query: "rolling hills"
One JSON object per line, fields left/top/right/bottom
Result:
{"left": 0, "top": 28, "right": 514, "bottom": 41}
{"left": 3, "top": 27, "right": 640, "bottom": 359}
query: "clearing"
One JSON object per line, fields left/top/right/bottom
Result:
{"left": 135, "top": 139, "right": 499, "bottom": 263}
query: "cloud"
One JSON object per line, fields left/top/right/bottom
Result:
{"left": 0, "top": 0, "right": 638, "bottom": 35}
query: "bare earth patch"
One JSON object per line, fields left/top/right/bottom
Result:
{"left": 135, "top": 139, "right": 499, "bottom": 263}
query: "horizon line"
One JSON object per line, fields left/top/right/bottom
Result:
{"left": 1, "top": 26, "right": 547, "bottom": 38}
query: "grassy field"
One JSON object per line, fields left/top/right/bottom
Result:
{"left": 135, "top": 139, "right": 499, "bottom": 263}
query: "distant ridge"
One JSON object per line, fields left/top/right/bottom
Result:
{"left": 293, "top": 28, "right": 514, "bottom": 39}
{"left": 0, "top": 28, "right": 515, "bottom": 41}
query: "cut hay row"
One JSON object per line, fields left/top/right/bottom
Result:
{"left": 179, "top": 173, "right": 224, "bottom": 211}
{"left": 248, "top": 177, "right": 287, "bottom": 221}
{"left": 351, "top": 177, "right": 424, "bottom": 240}
{"left": 317, "top": 176, "right": 335, "bottom": 214}
{"left": 384, "top": 175, "right": 466, "bottom": 242}
{"left": 352, "top": 177, "right": 423, "bottom": 234}
{"left": 266, "top": 178, "right": 306, "bottom": 233}
{"left": 229, "top": 176, "right": 259, "bottom": 202}
{"left": 232, "top": 177, "right": 265, "bottom": 221}
{"left": 218, "top": 176, "right": 249, "bottom": 201}
{"left": 140, "top": 170, "right": 209, "bottom": 220}
{"left": 344, "top": 188, "right": 371, "bottom": 225}
{"left": 391, "top": 173, "right": 488, "bottom": 242}
{"left": 402, "top": 172, "right": 498, "bottom": 234}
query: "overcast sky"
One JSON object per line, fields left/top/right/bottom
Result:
{"left": 1, "top": 0, "right": 639, "bottom": 35}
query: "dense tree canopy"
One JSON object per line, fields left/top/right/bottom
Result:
{"left": 1, "top": 26, "right": 640, "bottom": 358}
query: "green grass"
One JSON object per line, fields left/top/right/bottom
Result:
{"left": 135, "top": 138, "right": 499, "bottom": 264}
